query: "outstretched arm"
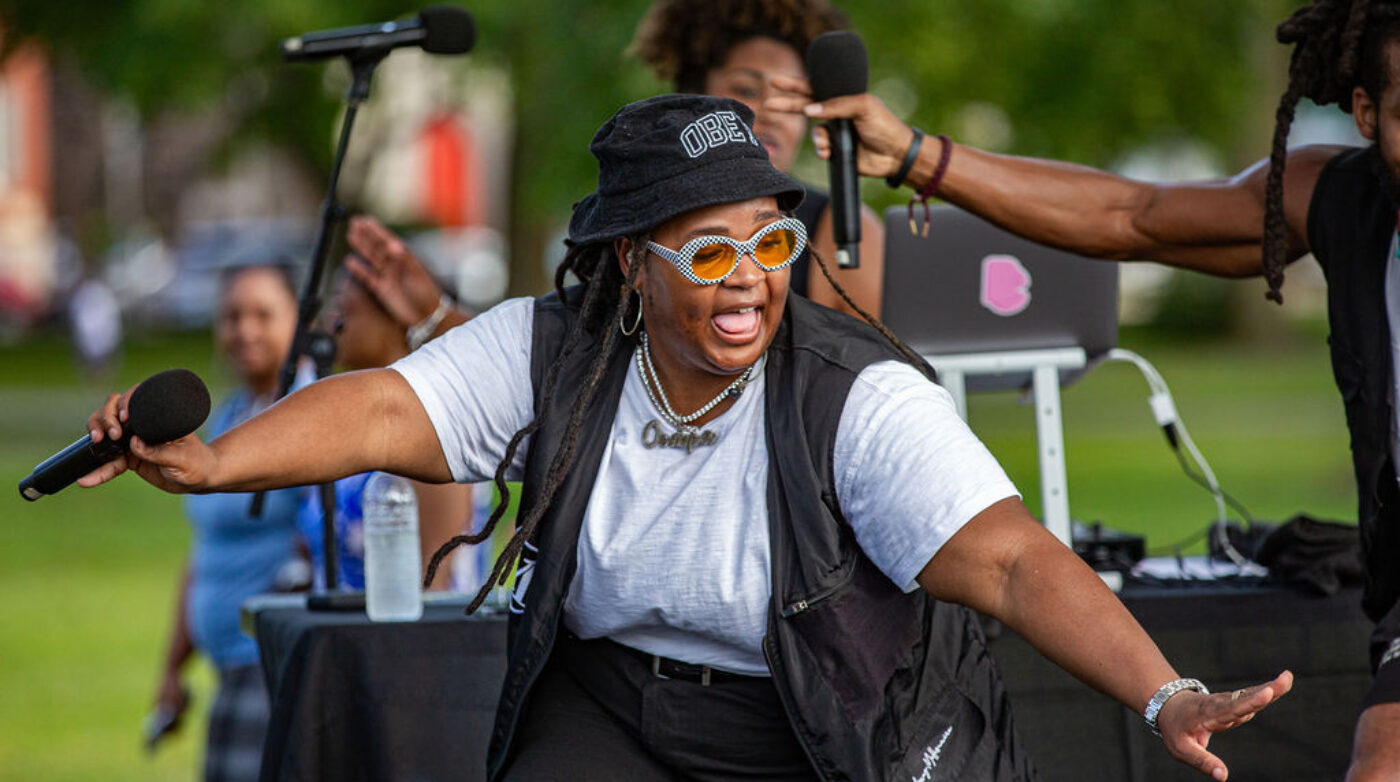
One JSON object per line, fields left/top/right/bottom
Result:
{"left": 921, "top": 497, "right": 1292, "bottom": 781}
{"left": 150, "top": 561, "right": 194, "bottom": 740}
{"left": 80, "top": 368, "right": 451, "bottom": 494}
{"left": 768, "top": 78, "right": 1342, "bottom": 277}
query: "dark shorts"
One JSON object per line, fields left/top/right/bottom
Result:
{"left": 502, "top": 633, "right": 815, "bottom": 781}
{"left": 1364, "top": 599, "right": 1400, "bottom": 709}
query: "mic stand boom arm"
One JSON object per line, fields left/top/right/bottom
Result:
{"left": 251, "top": 49, "right": 389, "bottom": 610}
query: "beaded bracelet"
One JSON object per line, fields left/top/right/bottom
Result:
{"left": 907, "top": 134, "right": 953, "bottom": 237}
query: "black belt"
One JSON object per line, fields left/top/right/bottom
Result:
{"left": 567, "top": 632, "right": 758, "bottom": 686}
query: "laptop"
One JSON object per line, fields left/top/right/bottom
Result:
{"left": 880, "top": 204, "right": 1119, "bottom": 389}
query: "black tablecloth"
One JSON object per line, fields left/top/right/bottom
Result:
{"left": 250, "top": 596, "right": 506, "bottom": 782}
{"left": 991, "top": 581, "right": 1372, "bottom": 780}
{"left": 250, "top": 581, "right": 1372, "bottom": 782}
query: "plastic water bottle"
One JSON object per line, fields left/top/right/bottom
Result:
{"left": 362, "top": 472, "right": 423, "bottom": 621}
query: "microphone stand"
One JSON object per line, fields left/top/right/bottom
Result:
{"left": 251, "top": 48, "right": 390, "bottom": 611}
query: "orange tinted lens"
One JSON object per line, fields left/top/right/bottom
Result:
{"left": 754, "top": 228, "right": 796, "bottom": 268}
{"left": 689, "top": 242, "right": 737, "bottom": 281}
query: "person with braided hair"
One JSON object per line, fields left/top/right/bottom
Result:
{"left": 769, "top": 1, "right": 1400, "bottom": 778}
{"left": 78, "top": 95, "right": 1289, "bottom": 781}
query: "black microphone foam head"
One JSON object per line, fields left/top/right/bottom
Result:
{"left": 419, "top": 5, "right": 476, "bottom": 55}
{"left": 805, "top": 31, "right": 868, "bottom": 101}
{"left": 127, "top": 369, "right": 212, "bottom": 444}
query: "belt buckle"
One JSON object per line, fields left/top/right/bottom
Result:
{"left": 650, "top": 655, "right": 713, "bottom": 686}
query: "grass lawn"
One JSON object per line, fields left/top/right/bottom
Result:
{"left": 968, "top": 329, "right": 1356, "bottom": 551}
{"left": 0, "top": 323, "right": 1358, "bottom": 781}
{"left": 0, "top": 331, "right": 227, "bottom": 782}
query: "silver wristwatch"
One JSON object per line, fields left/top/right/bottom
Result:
{"left": 1143, "top": 677, "right": 1208, "bottom": 736}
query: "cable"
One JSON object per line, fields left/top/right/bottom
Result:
{"left": 1171, "top": 445, "right": 1257, "bottom": 524}
{"left": 1101, "top": 348, "right": 1252, "bottom": 567}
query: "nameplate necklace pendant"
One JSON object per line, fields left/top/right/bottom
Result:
{"left": 636, "top": 332, "right": 757, "bottom": 454}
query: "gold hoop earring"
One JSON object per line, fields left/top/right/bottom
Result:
{"left": 620, "top": 290, "right": 643, "bottom": 337}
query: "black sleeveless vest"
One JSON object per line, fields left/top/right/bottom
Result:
{"left": 1308, "top": 145, "right": 1400, "bottom": 622}
{"left": 484, "top": 289, "right": 1035, "bottom": 781}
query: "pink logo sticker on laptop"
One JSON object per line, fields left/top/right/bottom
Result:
{"left": 980, "top": 254, "right": 1032, "bottom": 316}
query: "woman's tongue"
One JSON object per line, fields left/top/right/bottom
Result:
{"left": 712, "top": 307, "right": 759, "bottom": 336}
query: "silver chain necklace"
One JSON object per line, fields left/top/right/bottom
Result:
{"left": 636, "top": 331, "right": 758, "bottom": 451}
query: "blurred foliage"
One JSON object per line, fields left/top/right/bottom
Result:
{"left": 1145, "top": 272, "right": 1235, "bottom": 339}
{"left": 3, "top": 0, "right": 1306, "bottom": 294}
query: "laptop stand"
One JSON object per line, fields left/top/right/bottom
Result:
{"left": 923, "top": 346, "right": 1087, "bottom": 547}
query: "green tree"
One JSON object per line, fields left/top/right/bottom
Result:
{"left": 3, "top": 0, "right": 1304, "bottom": 298}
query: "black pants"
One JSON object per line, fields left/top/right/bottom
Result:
{"left": 502, "top": 633, "right": 817, "bottom": 781}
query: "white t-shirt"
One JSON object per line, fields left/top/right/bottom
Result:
{"left": 393, "top": 296, "right": 1018, "bottom": 674}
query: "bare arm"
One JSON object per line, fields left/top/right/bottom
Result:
{"left": 153, "top": 562, "right": 194, "bottom": 718}
{"left": 80, "top": 369, "right": 451, "bottom": 493}
{"left": 1347, "top": 702, "right": 1400, "bottom": 781}
{"left": 921, "top": 497, "right": 1291, "bottom": 780}
{"left": 805, "top": 203, "right": 885, "bottom": 318}
{"left": 768, "top": 79, "right": 1343, "bottom": 278}
{"left": 922, "top": 142, "right": 1336, "bottom": 275}
{"left": 414, "top": 480, "right": 472, "bottom": 590}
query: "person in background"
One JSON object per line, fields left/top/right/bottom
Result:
{"left": 150, "top": 264, "right": 303, "bottom": 781}
{"left": 297, "top": 270, "right": 472, "bottom": 591}
{"left": 767, "top": 1, "right": 1400, "bottom": 778}
{"left": 628, "top": 0, "right": 884, "bottom": 317}
{"left": 338, "top": 215, "right": 470, "bottom": 351}
{"left": 67, "top": 272, "right": 122, "bottom": 385}
{"left": 345, "top": 0, "right": 884, "bottom": 332}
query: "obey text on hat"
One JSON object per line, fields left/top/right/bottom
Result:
{"left": 679, "top": 110, "right": 759, "bottom": 159}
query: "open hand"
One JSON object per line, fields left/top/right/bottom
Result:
{"left": 344, "top": 215, "right": 445, "bottom": 330}
{"left": 1156, "top": 670, "right": 1294, "bottom": 780}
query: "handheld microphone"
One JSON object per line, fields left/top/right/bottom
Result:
{"left": 280, "top": 5, "right": 476, "bottom": 62}
{"left": 18, "top": 369, "right": 212, "bottom": 501}
{"left": 806, "top": 31, "right": 869, "bottom": 269}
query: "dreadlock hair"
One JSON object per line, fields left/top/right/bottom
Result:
{"left": 806, "top": 247, "right": 930, "bottom": 376}
{"left": 629, "top": 0, "right": 849, "bottom": 93}
{"left": 423, "top": 235, "right": 648, "bottom": 614}
{"left": 1263, "top": 0, "right": 1400, "bottom": 303}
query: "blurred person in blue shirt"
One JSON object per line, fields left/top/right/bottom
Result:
{"left": 151, "top": 263, "right": 304, "bottom": 782}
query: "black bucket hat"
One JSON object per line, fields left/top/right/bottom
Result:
{"left": 568, "top": 94, "right": 806, "bottom": 245}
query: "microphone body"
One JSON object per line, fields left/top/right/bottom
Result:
{"left": 18, "top": 368, "right": 211, "bottom": 501}
{"left": 281, "top": 6, "right": 475, "bottom": 62}
{"left": 805, "top": 31, "right": 870, "bottom": 270}
{"left": 20, "top": 435, "right": 126, "bottom": 500}
{"left": 826, "top": 119, "right": 862, "bottom": 269}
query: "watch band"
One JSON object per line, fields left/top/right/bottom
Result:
{"left": 1143, "top": 677, "right": 1208, "bottom": 736}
